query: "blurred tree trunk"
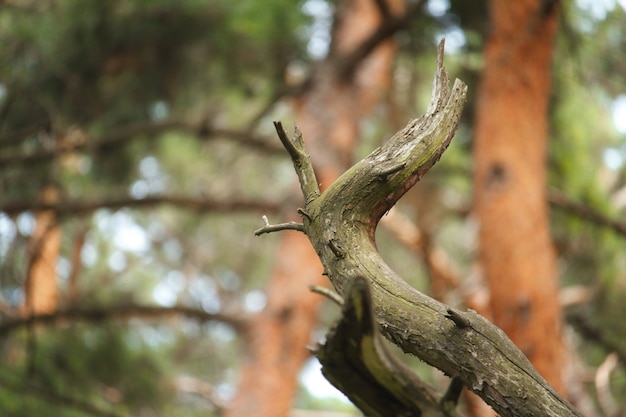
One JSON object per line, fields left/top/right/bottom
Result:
{"left": 23, "top": 184, "right": 60, "bottom": 316}
{"left": 472, "top": 0, "right": 565, "bottom": 399}
{"left": 226, "top": 1, "right": 403, "bottom": 416}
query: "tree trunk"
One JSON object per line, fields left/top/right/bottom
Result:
{"left": 472, "top": 0, "right": 565, "bottom": 394}
{"left": 23, "top": 184, "right": 60, "bottom": 316}
{"left": 226, "top": 1, "right": 403, "bottom": 416}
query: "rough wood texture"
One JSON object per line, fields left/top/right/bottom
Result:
{"left": 262, "top": 41, "right": 582, "bottom": 417}
{"left": 317, "top": 276, "right": 459, "bottom": 417}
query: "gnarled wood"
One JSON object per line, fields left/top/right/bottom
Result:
{"left": 268, "top": 41, "right": 582, "bottom": 417}
{"left": 318, "top": 276, "right": 459, "bottom": 417}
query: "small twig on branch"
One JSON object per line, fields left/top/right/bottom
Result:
{"left": 309, "top": 285, "right": 344, "bottom": 306}
{"left": 254, "top": 220, "right": 305, "bottom": 236}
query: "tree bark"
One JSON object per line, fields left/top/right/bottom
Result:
{"left": 263, "top": 42, "right": 582, "bottom": 416}
{"left": 472, "top": 0, "right": 566, "bottom": 394}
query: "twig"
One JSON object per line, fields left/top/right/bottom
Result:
{"left": 309, "top": 285, "right": 344, "bottom": 306}
{"left": 254, "top": 221, "right": 305, "bottom": 236}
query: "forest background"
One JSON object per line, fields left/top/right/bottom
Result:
{"left": 1, "top": 0, "right": 626, "bottom": 416}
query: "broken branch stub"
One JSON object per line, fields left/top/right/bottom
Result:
{"left": 269, "top": 41, "right": 582, "bottom": 417}
{"left": 317, "top": 276, "right": 452, "bottom": 417}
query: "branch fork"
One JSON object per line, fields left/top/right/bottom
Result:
{"left": 258, "top": 41, "right": 581, "bottom": 417}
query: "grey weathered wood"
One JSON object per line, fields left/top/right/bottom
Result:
{"left": 318, "top": 276, "right": 459, "bottom": 417}
{"left": 267, "top": 41, "right": 582, "bottom": 417}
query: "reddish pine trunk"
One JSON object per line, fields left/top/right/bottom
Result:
{"left": 473, "top": 0, "right": 565, "bottom": 395}
{"left": 24, "top": 185, "right": 60, "bottom": 316}
{"left": 226, "top": 1, "right": 403, "bottom": 416}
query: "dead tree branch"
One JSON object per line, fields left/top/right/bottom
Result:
{"left": 267, "top": 40, "right": 582, "bottom": 416}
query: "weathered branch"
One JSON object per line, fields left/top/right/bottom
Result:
{"left": 318, "top": 276, "right": 456, "bottom": 417}
{"left": 273, "top": 40, "right": 582, "bottom": 416}
{"left": 0, "top": 195, "right": 280, "bottom": 217}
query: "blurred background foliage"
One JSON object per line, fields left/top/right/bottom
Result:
{"left": 0, "top": 0, "right": 626, "bottom": 416}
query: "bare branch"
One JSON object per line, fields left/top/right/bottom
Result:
{"left": 0, "top": 195, "right": 281, "bottom": 217}
{"left": 309, "top": 285, "right": 344, "bottom": 306}
{"left": 254, "top": 221, "right": 305, "bottom": 236}
{"left": 276, "top": 43, "right": 583, "bottom": 416}
{"left": 337, "top": 0, "right": 426, "bottom": 79}
{"left": 0, "top": 305, "right": 247, "bottom": 337}
{"left": 549, "top": 188, "right": 626, "bottom": 237}
{"left": 0, "top": 119, "right": 284, "bottom": 167}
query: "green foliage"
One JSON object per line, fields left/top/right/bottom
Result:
{"left": 0, "top": 324, "right": 167, "bottom": 416}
